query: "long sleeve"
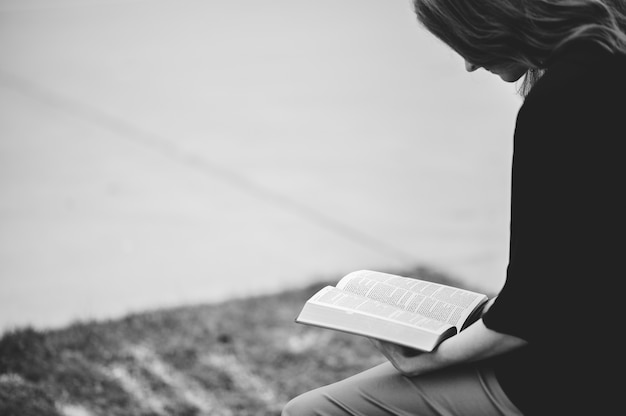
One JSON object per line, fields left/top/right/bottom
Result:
{"left": 483, "top": 46, "right": 625, "bottom": 342}
{"left": 480, "top": 44, "right": 625, "bottom": 415}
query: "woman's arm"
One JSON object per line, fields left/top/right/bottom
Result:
{"left": 371, "top": 318, "right": 527, "bottom": 377}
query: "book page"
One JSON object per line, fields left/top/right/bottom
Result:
{"left": 308, "top": 286, "right": 451, "bottom": 334}
{"left": 336, "top": 270, "right": 487, "bottom": 330}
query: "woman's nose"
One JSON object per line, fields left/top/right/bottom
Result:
{"left": 465, "top": 60, "right": 480, "bottom": 72}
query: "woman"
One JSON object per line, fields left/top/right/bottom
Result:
{"left": 282, "top": 0, "right": 625, "bottom": 415}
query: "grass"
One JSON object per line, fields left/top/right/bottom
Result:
{"left": 0, "top": 266, "right": 484, "bottom": 416}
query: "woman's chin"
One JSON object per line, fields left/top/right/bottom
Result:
{"left": 496, "top": 68, "right": 528, "bottom": 83}
{"left": 499, "top": 74, "right": 525, "bottom": 83}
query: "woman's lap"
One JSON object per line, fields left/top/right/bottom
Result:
{"left": 282, "top": 362, "right": 522, "bottom": 416}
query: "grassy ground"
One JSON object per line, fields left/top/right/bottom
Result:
{"left": 0, "top": 267, "right": 483, "bottom": 416}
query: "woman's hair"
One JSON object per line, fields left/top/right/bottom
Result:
{"left": 413, "top": 0, "right": 626, "bottom": 95}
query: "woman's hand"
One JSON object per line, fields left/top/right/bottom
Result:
{"left": 368, "top": 338, "right": 425, "bottom": 376}
{"left": 370, "top": 320, "right": 528, "bottom": 379}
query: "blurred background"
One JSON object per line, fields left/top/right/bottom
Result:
{"left": 0, "top": 0, "right": 521, "bottom": 331}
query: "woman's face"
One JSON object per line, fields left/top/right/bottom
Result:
{"left": 464, "top": 60, "right": 528, "bottom": 82}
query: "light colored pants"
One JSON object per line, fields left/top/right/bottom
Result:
{"left": 282, "top": 362, "right": 523, "bottom": 416}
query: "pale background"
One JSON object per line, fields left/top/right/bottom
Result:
{"left": 0, "top": 0, "right": 522, "bottom": 331}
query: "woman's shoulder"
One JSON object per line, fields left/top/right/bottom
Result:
{"left": 517, "top": 44, "right": 625, "bottom": 138}
{"left": 525, "top": 42, "right": 626, "bottom": 107}
{"left": 514, "top": 43, "right": 625, "bottom": 163}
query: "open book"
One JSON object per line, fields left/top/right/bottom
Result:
{"left": 295, "top": 270, "right": 489, "bottom": 352}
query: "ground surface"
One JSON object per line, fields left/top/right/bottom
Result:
{"left": 0, "top": 267, "right": 480, "bottom": 416}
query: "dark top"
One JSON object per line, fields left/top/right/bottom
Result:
{"left": 482, "top": 42, "right": 625, "bottom": 415}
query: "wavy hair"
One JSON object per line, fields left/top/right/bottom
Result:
{"left": 413, "top": 0, "right": 626, "bottom": 95}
